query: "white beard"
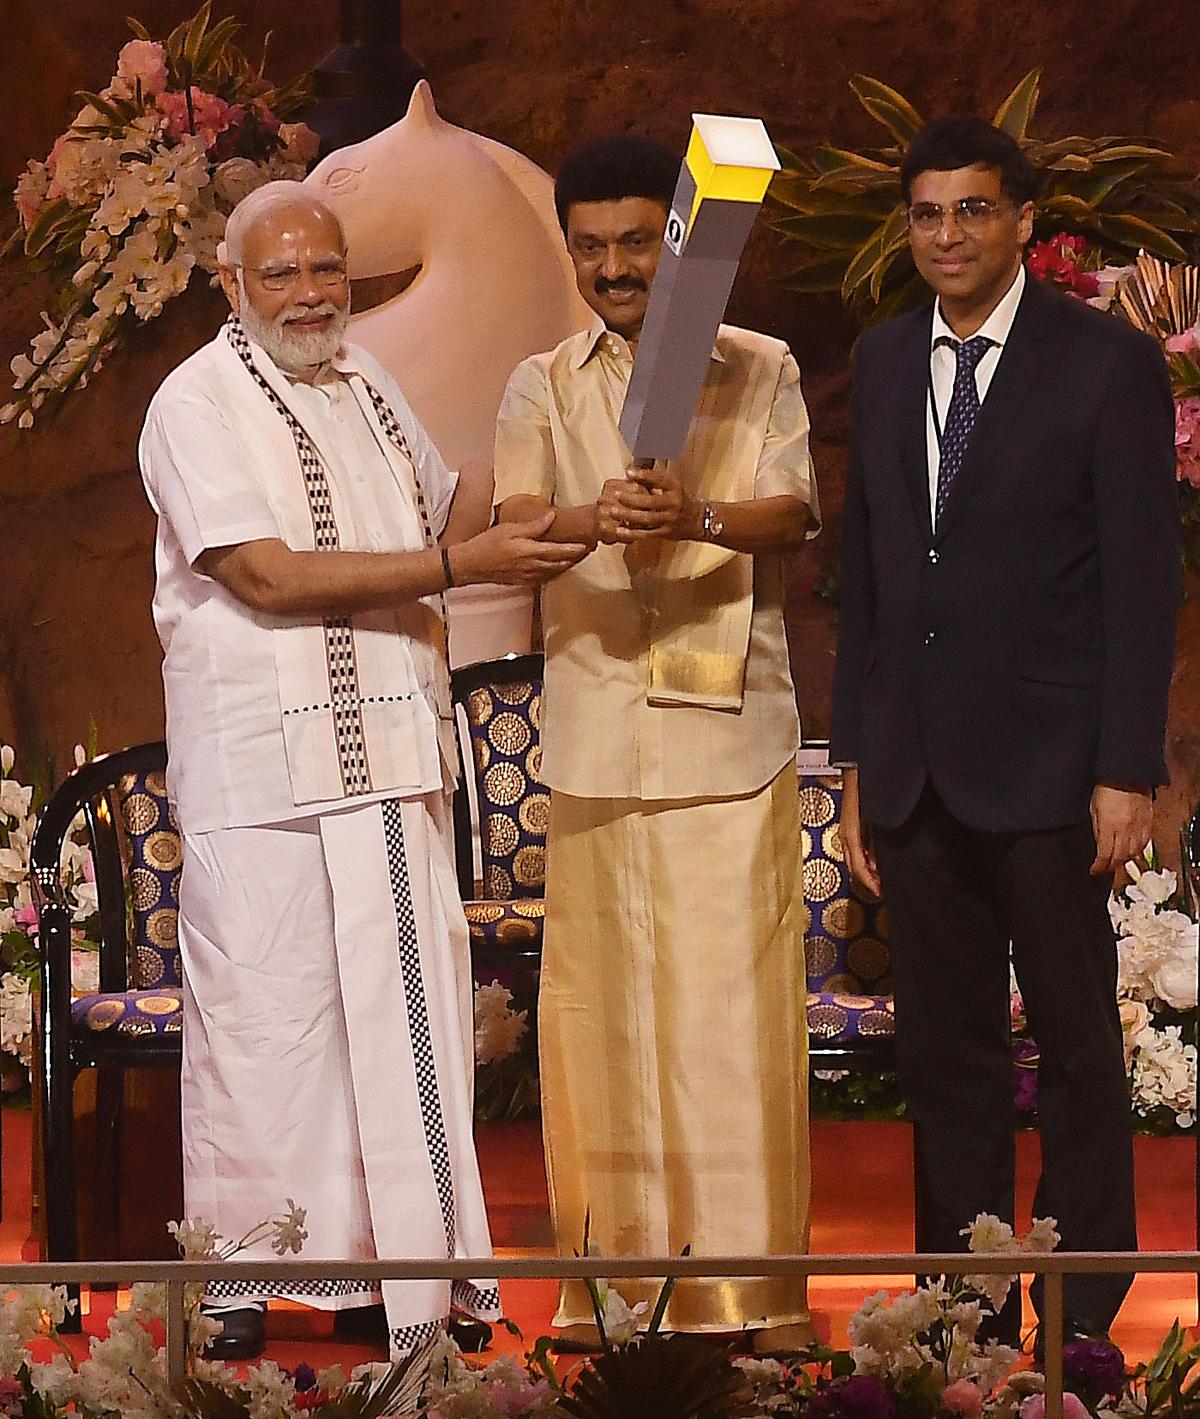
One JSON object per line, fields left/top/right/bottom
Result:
{"left": 239, "top": 294, "right": 351, "bottom": 377}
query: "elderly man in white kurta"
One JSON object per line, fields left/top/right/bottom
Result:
{"left": 138, "top": 181, "right": 585, "bottom": 1362}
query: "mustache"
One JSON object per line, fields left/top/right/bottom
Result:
{"left": 594, "top": 275, "right": 647, "bottom": 296}
{"left": 276, "top": 302, "right": 342, "bottom": 326}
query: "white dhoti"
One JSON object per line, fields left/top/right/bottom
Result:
{"left": 178, "top": 792, "right": 499, "bottom": 1357}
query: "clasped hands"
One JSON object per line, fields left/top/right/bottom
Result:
{"left": 596, "top": 464, "right": 701, "bottom": 545}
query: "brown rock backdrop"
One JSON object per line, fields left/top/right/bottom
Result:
{"left": 2, "top": 0, "right": 1199, "bottom": 853}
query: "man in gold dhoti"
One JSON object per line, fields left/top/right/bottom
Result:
{"left": 494, "top": 135, "right": 820, "bottom": 1350}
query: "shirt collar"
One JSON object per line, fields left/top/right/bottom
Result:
{"left": 572, "top": 315, "right": 726, "bottom": 368}
{"left": 930, "top": 262, "right": 1026, "bottom": 352}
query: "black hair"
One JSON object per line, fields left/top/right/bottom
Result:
{"left": 899, "top": 116, "right": 1040, "bottom": 206}
{"left": 553, "top": 134, "right": 681, "bottom": 234}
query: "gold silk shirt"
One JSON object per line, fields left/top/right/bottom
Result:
{"left": 494, "top": 319, "right": 820, "bottom": 801}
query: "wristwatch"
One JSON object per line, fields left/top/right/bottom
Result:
{"left": 700, "top": 502, "right": 724, "bottom": 541}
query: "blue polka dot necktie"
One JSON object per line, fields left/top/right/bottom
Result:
{"left": 934, "top": 334, "right": 994, "bottom": 527}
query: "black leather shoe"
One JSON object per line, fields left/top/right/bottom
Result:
{"left": 202, "top": 1305, "right": 267, "bottom": 1361}
{"left": 448, "top": 1315, "right": 493, "bottom": 1353}
{"left": 332, "top": 1303, "right": 389, "bottom": 1342}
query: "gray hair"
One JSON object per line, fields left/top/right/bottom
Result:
{"left": 217, "top": 180, "right": 343, "bottom": 267}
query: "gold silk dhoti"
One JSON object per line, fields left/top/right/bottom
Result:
{"left": 540, "top": 763, "right": 810, "bottom": 1332}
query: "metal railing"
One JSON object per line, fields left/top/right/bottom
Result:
{"left": 7, "top": 1250, "right": 1195, "bottom": 1416}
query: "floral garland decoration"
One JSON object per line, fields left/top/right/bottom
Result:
{"left": 1, "top": 3, "right": 317, "bottom": 430}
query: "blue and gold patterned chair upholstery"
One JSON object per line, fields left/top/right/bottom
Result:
{"left": 798, "top": 771, "right": 895, "bottom": 1060}
{"left": 30, "top": 742, "right": 182, "bottom": 1282}
{"left": 450, "top": 654, "right": 547, "bottom": 975}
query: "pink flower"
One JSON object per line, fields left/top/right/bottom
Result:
{"left": 117, "top": 39, "right": 169, "bottom": 96}
{"left": 1166, "top": 329, "right": 1200, "bottom": 356}
{"left": 13, "top": 904, "right": 38, "bottom": 935}
{"left": 1174, "top": 398, "right": 1200, "bottom": 488}
{"left": 45, "top": 133, "right": 70, "bottom": 178}
{"left": 942, "top": 1380, "right": 984, "bottom": 1419}
{"left": 1020, "top": 1394, "right": 1090, "bottom": 1419}
{"left": 156, "top": 88, "right": 244, "bottom": 148}
{"left": 1027, "top": 233, "right": 1100, "bottom": 301}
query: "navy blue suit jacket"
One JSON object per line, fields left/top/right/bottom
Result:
{"left": 829, "top": 273, "right": 1180, "bottom": 832}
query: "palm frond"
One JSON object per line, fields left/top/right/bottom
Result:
{"left": 768, "top": 71, "right": 1200, "bottom": 325}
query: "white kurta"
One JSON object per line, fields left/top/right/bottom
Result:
{"left": 139, "top": 327, "right": 499, "bottom": 1357}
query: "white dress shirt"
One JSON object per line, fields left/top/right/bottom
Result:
{"left": 926, "top": 263, "right": 1026, "bottom": 520}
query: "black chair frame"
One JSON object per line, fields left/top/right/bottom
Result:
{"left": 29, "top": 741, "right": 180, "bottom": 1289}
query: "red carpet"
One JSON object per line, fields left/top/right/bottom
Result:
{"left": 4, "top": 1109, "right": 1194, "bottom": 1369}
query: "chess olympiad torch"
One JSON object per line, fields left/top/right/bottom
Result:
{"left": 619, "top": 113, "right": 781, "bottom": 464}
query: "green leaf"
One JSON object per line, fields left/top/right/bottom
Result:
{"left": 772, "top": 144, "right": 809, "bottom": 173}
{"left": 1037, "top": 193, "right": 1100, "bottom": 222}
{"left": 842, "top": 226, "right": 887, "bottom": 302}
{"left": 1091, "top": 143, "right": 1171, "bottom": 163}
{"left": 869, "top": 265, "right": 927, "bottom": 323}
{"left": 1026, "top": 135, "right": 1101, "bottom": 163}
{"left": 646, "top": 1256, "right": 685, "bottom": 1337}
{"left": 810, "top": 145, "right": 897, "bottom": 178}
{"left": 165, "top": 16, "right": 191, "bottom": 63}
{"left": 831, "top": 1351, "right": 856, "bottom": 1379}
{"left": 1144, "top": 1320, "right": 1189, "bottom": 1387}
{"left": 125, "top": 15, "right": 151, "bottom": 40}
{"left": 777, "top": 253, "right": 854, "bottom": 294}
{"left": 1126, "top": 208, "right": 1200, "bottom": 235}
{"left": 771, "top": 212, "right": 884, "bottom": 248}
{"left": 992, "top": 68, "right": 1041, "bottom": 142}
{"left": 183, "top": 1, "right": 213, "bottom": 68}
{"left": 21, "top": 200, "right": 77, "bottom": 259}
{"left": 849, "top": 74, "right": 925, "bottom": 143}
{"left": 195, "top": 15, "right": 242, "bottom": 74}
{"left": 867, "top": 217, "right": 912, "bottom": 302}
{"left": 771, "top": 182, "right": 896, "bottom": 221}
{"left": 1046, "top": 153, "right": 1095, "bottom": 172}
{"left": 1089, "top": 211, "right": 1188, "bottom": 261}
{"left": 1064, "top": 158, "right": 1152, "bottom": 206}
{"left": 72, "top": 89, "right": 132, "bottom": 127}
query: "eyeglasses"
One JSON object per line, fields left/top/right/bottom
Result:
{"left": 241, "top": 260, "right": 349, "bottom": 292}
{"left": 906, "top": 196, "right": 1011, "bottom": 235}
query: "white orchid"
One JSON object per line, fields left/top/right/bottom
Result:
{"left": 1130, "top": 1024, "right": 1198, "bottom": 1127}
{"left": 271, "top": 1199, "right": 309, "bottom": 1255}
{"left": 474, "top": 981, "right": 529, "bottom": 1065}
{"left": 595, "top": 1280, "right": 649, "bottom": 1345}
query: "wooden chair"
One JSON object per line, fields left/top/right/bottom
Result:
{"left": 29, "top": 743, "right": 182, "bottom": 1295}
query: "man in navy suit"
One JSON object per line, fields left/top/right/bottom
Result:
{"left": 831, "top": 117, "right": 1179, "bottom": 1343}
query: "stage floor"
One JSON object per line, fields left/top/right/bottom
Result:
{"left": 3, "top": 1111, "right": 1194, "bottom": 1369}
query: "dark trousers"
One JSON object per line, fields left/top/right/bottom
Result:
{"left": 873, "top": 784, "right": 1137, "bottom": 1337}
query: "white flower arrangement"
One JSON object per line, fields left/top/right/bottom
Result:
{"left": 0, "top": 742, "right": 101, "bottom": 1084}
{"left": 1110, "top": 858, "right": 1200, "bottom": 1130}
{"left": 2, "top": 4, "right": 316, "bottom": 429}
{"left": 474, "top": 981, "right": 529, "bottom": 1067}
